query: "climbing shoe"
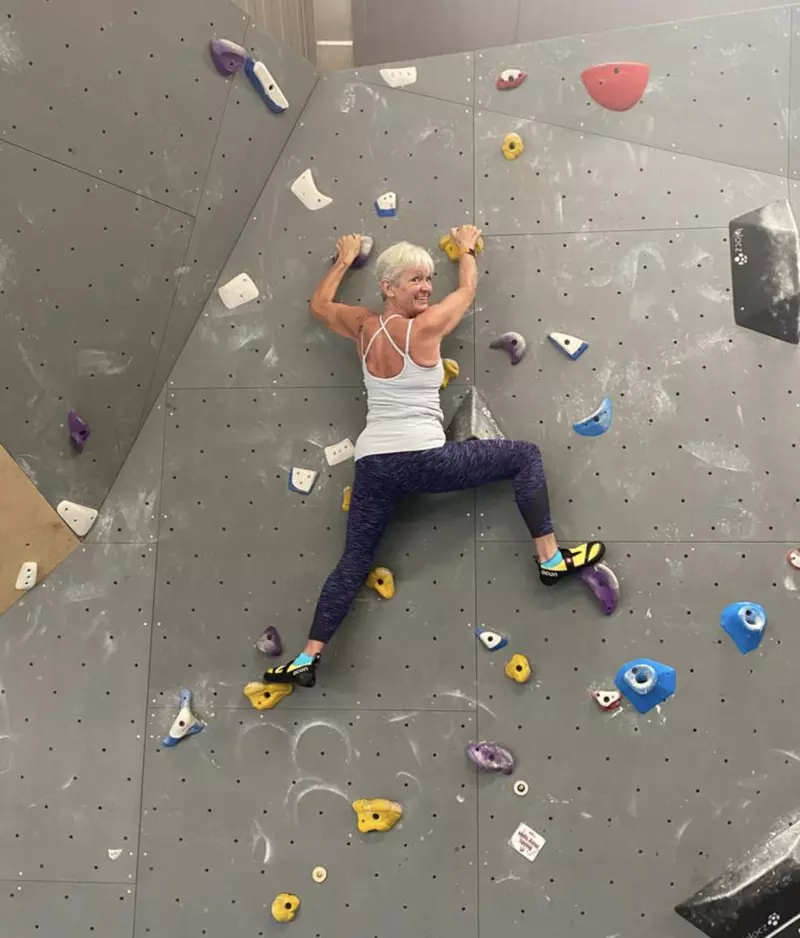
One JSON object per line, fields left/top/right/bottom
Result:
{"left": 262, "top": 654, "right": 320, "bottom": 688}
{"left": 538, "top": 541, "right": 605, "bottom": 586}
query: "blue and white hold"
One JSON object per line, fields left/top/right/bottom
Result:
{"left": 244, "top": 58, "right": 289, "bottom": 113}
{"left": 573, "top": 397, "right": 613, "bottom": 437}
{"left": 615, "top": 658, "right": 676, "bottom": 713}
{"left": 720, "top": 602, "right": 767, "bottom": 654}
{"left": 375, "top": 191, "right": 398, "bottom": 218}
{"left": 162, "top": 689, "right": 204, "bottom": 748}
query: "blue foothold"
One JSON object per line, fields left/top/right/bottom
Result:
{"left": 162, "top": 688, "right": 204, "bottom": 748}
{"left": 573, "top": 397, "right": 613, "bottom": 437}
{"left": 244, "top": 58, "right": 289, "bottom": 114}
{"left": 474, "top": 626, "right": 508, "bottom": 652}
{"left": 720, "top": 602, "right": 766, "bottom": 654}
{"left": 614, "top": 658, "right": 676, "bottom": 713}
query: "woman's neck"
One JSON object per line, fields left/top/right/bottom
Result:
{"left": 382, "top": 299, "right": 412, "bottom": 319}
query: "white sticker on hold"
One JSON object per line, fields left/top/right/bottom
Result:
{"left": 509, "top": 822, "right": 546, "bottom": 863}
{"left": 324, "top": 438, "right": 355, "bottom": 466}
{"left": 379, "top": 66, "right": 417, "bottom": 88}
{"left": 291, "top": 168, "right": 333, "bottom": 211}
{"left": 15, "top": 562, "right": 38, "bottom": 591}
{"left": 57, "top": 500, "right": 98, "bottom": 537}
{"left": 108, "top": 848, "right": 123, "bottom": 860}
{"left": 218, "top": 273, "right": 259, "bottom": 310}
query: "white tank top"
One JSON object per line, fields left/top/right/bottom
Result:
{"left": 354, "top": 314, "right": 446, "bottom": 461}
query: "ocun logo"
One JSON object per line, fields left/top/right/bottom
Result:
{"left": 745, "top": 912, "right": 781, "bottom": 938}
{"left": 733, "top": 227, "right": 748, "bottom": 266}
{"left": 767, "top": 913, "right": 781, "bottom": 927}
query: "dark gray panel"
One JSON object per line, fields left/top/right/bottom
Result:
{"left": 169, "top": 74, "right": 474, "bottom": 390}
{"left": 791, "top": 6, "right": 800, "bottom": 178}
{"left": 0, "top": 143, "right": 191, "bottom": 511}
{"left": 475, "top": 230, "right": 800, "bottom": 543}
{"left": 143, "top": 20, "right": 318, "bottom": 414}
{"left": 475, "top": 109, "right": 788, "bottom": 235}
{"left": 476, "top": 541, "right": 800, "bottom": 937}
{"left": 341, "top": 50, "right": 475, "bottom": 106}
{"left": 0, "top": 544, "right": 154, "bottom": 882}
{"left": 0, "top": 0, "right": 248, "bottom": 214}
{"left": 477, "top": 8, "right": 790, "bottom": 175}
{"left": 0, "top": 883, "right": 135, "bottom": 938}
{"left": 136, "top": 708, "right": 478, "bottom": 938}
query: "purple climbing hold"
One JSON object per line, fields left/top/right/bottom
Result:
{"left": 489, "top": 331, "right": 527, "bottom": 365}
{"left": 209, "top": 38, "right": 247, "bottom": 76}
{"left": 68, "top": 410, "right": 91, "bottom": 453}
{"left": 466, "top": 741, "right": 515, "bottom": 775}
{"left": 576, "top": 562, "right": 620, "bottom": 616}
{"left": 255, "top": 625, "right": 282, "bottom": 657}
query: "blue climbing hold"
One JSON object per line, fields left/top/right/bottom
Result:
{"left": 720, "top": 602, "right": 767, "bottom": 654}
{"left": 474, "top": 626, "right": 508, "bottom": 652}
{"left": 614, "top": 658, "right": 676, "bottom": 713}
{"left": 162, "top": 689, "right": 204, "bottom": 748}
{"left": 573, "top": 397, "right": 613, "bottom": 437}
{"left": 244, "top": 58, "right": 289, "bottom": 114}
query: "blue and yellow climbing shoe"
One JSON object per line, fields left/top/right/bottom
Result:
{"left": 538, "top": 542, "right": 605, "bottom": 586}
{"left": 263, "top": 653, "right": 320, "bottom": 688}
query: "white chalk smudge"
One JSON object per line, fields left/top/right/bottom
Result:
{"left": 436, "top": 689, "right": 496, "bottom": 719}
{"left": 291, "top": 719, "right": 354, "bottom": 765}
{"left": 684, "top": 442, "right": 750, "bottom": 473}
{"left": 290, "top": 780, "right": 350, "bottom": 824}
{"left": 494, "top": 873, "right": 522, "bottom": 884}
{"left": 77, "top": 349, "right": 133, "bottom": 376}
{"left": 675, "top": 819, "right": 692, "bottom": 842}
{"left": 407, "top": 738, "right": 422, "bottom": 764}
{"left": 228, "top": 324, "right": 265, "bottom": 351}
{"left": 385, "top": 712, "right": 418, "bottom": 724}
{"left": 103, "top": 632, "right": 117, "bottom": 662}
{"left": 251, "top": 819, "right": 272, "bottom": 864}
{"left": 784, "top": 575, "right": 798, "bottom": 592}
{"left": 263, "top": 345, "right": 278, "bottom": 367}
{"left": 0, "top": 24, "right": 22, "bottom": 70}
{"left": 775, "top": 749, "right": 800, "bottom": 762}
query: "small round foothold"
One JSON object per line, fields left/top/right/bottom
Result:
{"left": 312, "top": 866, "right": 327, "bottom": 883}
{"left": 787, "top": 549, "right": 800, "bottom": 571}
{"left": 513, "top": 780, "right": 529, "bottom": 797}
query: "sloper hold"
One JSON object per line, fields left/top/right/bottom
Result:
{"left": 243, "top": 681, "right": 293, "bottom": 711}
{"left": 379, "top": 66, "right": 417, "bottom": 88}
{"left": 720, "top": 602, "right": 767, "bottom": 654}
{"left": 573, "top": 397, "right": 613, "bottom": 437}
{"left": 271, "top": 894, "right": 300, "bottom": 923}
{"left": 577, "top": 562, "right": 620, "bottom": 616}
{"left": 729, "top": 199, "right": 800, "bottom": 345}
{"left": 441, "top": 358, "right": 459, "bottom": 389}
{"left": 490, "top": 331, "right": 527, "bottom": 365}
{"left": 496, "top": 68, "right": 527, "bottom": 91}
{"left": 475, "top": 626, "right": 508, "bottom": 652}
{"left": 375, "top": 192, "right": 397, "bottom": 217}
{"left": 439, "top": 232, "right": 484, "bottom": 261}
{"left": 209, "top": 38, "right": 247, "bottom": 76}
{"left": 244, "top": 58, "right": 289, "bottom": 113}
{"left": 502, "top": 132, "right": 524, "bottom": 160}
{"left": 255, "top": 625, "right": 282, "bottom": 656}
{"left": 351, "top": 234, "right": 373, "bottom": 269}
{"left": 467, "top": 741, "right": 515, "bottom": 775}
{"left": 162, "top": 689, "right": 204, "bottom": 747}
{"left": 581, "top": 62, "right": 650, "bottom": 112}
{"left": 548, "top": 331, "right": 589, "bottom": 361}
{"left": 68, "top": 410, "right": 91, "bottom": 452}
{"left": 353, "top": 798, "right": 404, "bottom": 832}
{"left": 218, "top": 272, "right": 259, "bottom": 310}
{"left": 288, "top": 467, "right": 318, "bottom": 495}
{"left": 57, "top": 500, "right": 98, "bottom": 537}
{"left": 615, "top": 658, "right": 675, "bottom": 714}
{"left": 365, "top": 567, "right": 395, "bottom": 599}
{"left": 504, "top": 653, "right": 531, "bottom": 683}
{"left": 15, "top": 562, "right": 38, "bottom": 591}
{"left": 446, "top": 388, "right": 505, "bottom": 442}
{"left": 291, "top": 169, "right": 332, "bottom": 211}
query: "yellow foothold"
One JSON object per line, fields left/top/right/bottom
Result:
{"left": 441, "top": 359, "right": 460, "bottom": 389}
{"left": 271, "top": 893, "right": 300, "bottom": 923}
{"left": 504, "top": 653, "right": 531, "bottom": 684}
{"left": 365, "top": 567, "right": 395, "bottom": 599}
{"left": 352, "top": 798, "right": 404, "bottom": 833}
{"left": 243, "top": 681, "right": 293, "bottom": 711}
{"left": 438, "top": 232, "right": 484, "bottom": 262}
{"left": 341, "top": 485, "right": 352, "bottom": 512}
{"left": 502, "top": 132, "right": 524, "bottom": 160}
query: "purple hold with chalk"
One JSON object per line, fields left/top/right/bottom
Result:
{"left": 68, "top": 410, "right": 91, "bottom": 453}
{"left": 210, "top": 38, "right": 247, "bottom": 76}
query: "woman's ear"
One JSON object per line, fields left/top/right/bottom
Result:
{"left": 380, "top": 279, "right": 394, "bottom": 299}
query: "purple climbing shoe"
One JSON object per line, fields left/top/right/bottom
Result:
{"left": 576, "top": 562, "right": 620, "bottom": 616}
{"left": 466, "top": 741, "right": 515, "bottom": 775}
{"left": 68, "top": 409, "right": 91, "bottom": 452}
{"left": 255, "top": 625, "right": 282, "bottom": 657}
{"left": 210, "top": 38, "right": 247, "bottom": 76}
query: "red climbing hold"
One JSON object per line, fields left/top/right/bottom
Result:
{"left": 580, "top": 62, "right": 650, "bottom": 112}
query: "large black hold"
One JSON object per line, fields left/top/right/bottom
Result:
{"left": 445, "top": 388, "right": 505, "bottom": 443}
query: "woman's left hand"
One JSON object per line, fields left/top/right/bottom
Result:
{"left": 336, "top": 234, "right": 362, "bottom": 266}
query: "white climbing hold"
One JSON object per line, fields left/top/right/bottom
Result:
{"left": 107, "top": 848, "right": 123, "bottom": 860}
{"left": 15, "top": 562, "right": 38, "bottom": 591}
{"left": 244, "top": 58, "right": 289, "bottom": 113}
{"left": 312, "top": 866, "right": 328, "bottom": 883}
{"left": 162, "top": 689, "right": 204, "bottom": 748}
{"left": 379, "top": 66, "right": 417, "bottom": 89}
{"left": 375, "top": 191, "right": 397, "bottom": 217}
{"left": 513, "top": 780, "right": 529, "bottom": 797}
{"left": 548, "top": 332, "right": 589, "bottom": 361}
{"left": 57, "top": 500, "right": 98, "bottom": 537}
{"left": 218, "top": 272, "right": 259, "bottom": 310}
{"left": 289, "top": 467, "right": 319, "bottom": 495}
{"left": 592, "top": 689, "right": 622, "bottom": 711}
{"left": 291, "top": 168, "right": 332, "bottom": 211}
{"left": 324, "top": 438, "right": 355, "bottom": 467}
{"left": 475, "top": 626, "right": 508, "bottom": 652}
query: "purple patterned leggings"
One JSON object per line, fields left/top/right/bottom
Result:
{"left": 309, "top": 440, "right": 552, "bottom": 643}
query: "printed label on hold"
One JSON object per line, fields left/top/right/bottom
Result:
{"left": 509, "top": 822, "right": 546, "bottom": 863}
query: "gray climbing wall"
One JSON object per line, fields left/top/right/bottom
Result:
{"left": 3, "top": 5, "right": 800, "bottom": 938}
{"left": 0, "top": 0, "right": 316, "bottom": 515}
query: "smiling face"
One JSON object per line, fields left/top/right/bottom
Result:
{"left": 382, "top": 266, "right": 433, "bottom": 316}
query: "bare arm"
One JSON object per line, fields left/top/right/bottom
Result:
{"left": 309, "top": 235, "right": 370, "bottom": 340}
{"left": 415, "top": 225, "right": 481, "bottom": 339}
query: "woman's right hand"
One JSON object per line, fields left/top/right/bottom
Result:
{"left": 451, "top": 225, "right": 482, "bottom": 253}
{"left": 336, "top": 234, "right": 362, "bottom": 266}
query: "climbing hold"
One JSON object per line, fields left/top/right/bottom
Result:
{"left": 68, "top": 410, "right": 91, "bottom": 452}
{"left": 509, "top": 822, "right": 546, "bottom": 863}
{"left": 255, "top": 625, "right": 282, "bottom": 657}
{"left": 374, "top": 192, "right": 397, "bottom": 218}
{"left": 57, "top": 500, "right": 98, "bottom": 537}
{"left": 441, "top": 359, "right": 460, "bottom": 389}
{"left": 592, "top": 689, "right": 622, "bottom": 711}
{"left": 446, "top": 388, "right": 505, "bottom": 442}
{"left": 324, "top": 438, "right": 355, "bottom": 467}
{"left": 581, "top": 62, "right": 650, "bottom": 112}
{"left": 288, "top": 467, "right": 319, "bottom": 495}
{"left": 352, "top": 798, "right": 404, "bottom": 833}
{"left": 290, "top": 169, "right": 332, "bottom": 211}
{"left": 218, "top": 272, "right": 259, "bottom": 310}
{"left": 788, "top": 549, "right": 800, "bottom": 571}
{"left": 573, "top": 397, "right": 613, "bottom": 437}
{"left": 720, "top": 602, "right": 767, "bottom": 654}
{"left": 467, "top": 741, "right": 515, "bottom": 775}
{"left": 162, "top": 689, "right": 204, "bottom": 747}
{"left": 548, "top": 331, "right": 589, "bottom": 361}
{"left": 615, "top": 658, "right": 676, "bottom": 714}
{"left": 351, "top": 234, "right": 374, "bottom": 269}
{"left": 243, "top": 681, "right": 293, "bottom": 710}
{"left": 107, "top": 848, "right": 122, "bottom": 860}
{"left": 489, "top": 331, "right": 527, "bottom": 365}
{"left": 365, "top": 567, "right": 395, "bottom": 599}
{"left": 504, "top": 654, "right": 531, "bottom": 683}
{"left": 475, "top": 626, "right": 508, "bottom": 652}
{"left": 271, "top": 894, "right": 300, "bottom": 923}
{"left": 438, "top": 232, "right": 484, "bottom": 262}
{"left": 496, "top": 68, "right": 527, "bottom": 91}
{"left": 244, "top": 58, "right": 288, "bottom": 113}
{"left": 311, "top": 866, "right": 327, "bottom": 883}
{"left": 513, "top": 780, "right": 529, "bottom": 797}
{"left": 577, "top": 562, "right": 620, "bottom": 616}
{"left": 502, "top": 133, "right": 524, "bottom": 160}
{"left": 341, "top": 485, "right": 352, "bottom": 512}
{"left": 209, "top": 38, "right": 247, "bottom": 76}
{"left": 379, "top": 66, "right": 417, "bottom": 88}
{"left": 15, "top": 562, "right": 37, "bottom": 591}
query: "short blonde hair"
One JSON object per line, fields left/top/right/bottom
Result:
{"left": 375, "top": 241, "right": 435, "bottom": 291}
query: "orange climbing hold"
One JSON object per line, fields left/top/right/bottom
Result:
{"left": 580, "top": 62, "right": 650, "bottom": 112}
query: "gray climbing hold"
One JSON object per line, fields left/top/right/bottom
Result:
{"left": 255, "top": 626, "right": 282, "bottom": 657}
{"left": 446, "top": 389, "right": 505, "bottom": 443}
{"left": 489, "top": 331, "right": 527, "bottom": 365}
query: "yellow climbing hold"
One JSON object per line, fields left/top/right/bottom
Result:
{"left": 504, "top": 653, "right": 531, "bottom": 684}
{"left": 502, "top": 132, "right": 524, "bottom": 160}
{"left": 441, "top": 359, "right": 460, "bottom": 389}
{"left": 243, "top": 681, "right": 294, "bottom": 711}
{"left": 365, "top": 567, "right": 395, "bottom": 599}
{"left": 438, "top": 232, "right": 485, "bottom": 262}
{"left": 341, "top": 485, "right": 352, "bottom": 512}
{"left": 271, "top": 893, "right": 300, "bottom": 923}
{"left": 352, "top": 798, "right": 404, "bottom": 833}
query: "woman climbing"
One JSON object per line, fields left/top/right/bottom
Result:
{"left": 264, "top": 227, "right": 614, "bottom": 688}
